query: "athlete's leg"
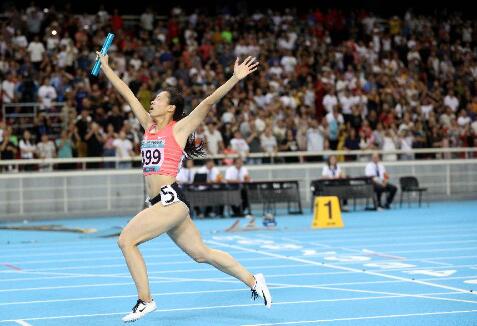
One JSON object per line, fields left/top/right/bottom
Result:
{"left": 118, "top": 203, "right": 189, "bottom": 302}
{"left": 168, "top": 217, "right": 255, "bottom": 288}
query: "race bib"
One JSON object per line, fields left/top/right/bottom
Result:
{"left": 141, "top": 139, "right": 165, "bottom": 173}
{"left": 160, "top": 185, "right": 180, "bottom": 206}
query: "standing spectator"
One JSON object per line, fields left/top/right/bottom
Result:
{"left": 365, "top": 153, "right": 397, "bottom": 209}
{"left": 56, "top": 130, "right": 75, "bottom": 169}
{"left": 112, "top": 130, "right": 134, "bottom": 169}
{"left": 382, "top": 128, "right": 399, "bottom": 161}
{"left": 0, "top": 128, "right": 18, "bottom": 172}
{"left": 399, "top": 128, "right": 414, "bottom": 160}
{"left": 260, "top": 127, "right": 278, "bottom": 163}
{"left": 103, "top": 124, "right": 117, "bottom": 168}
{"left": 326, "top": 107, "right": 344, "bottom": 150}
{"left": 85, "top": 122, "right": 104, "bottom": 167}
{"left": 225, "top": 158, "right": 251, "bottom": 217}
{"left": 306, "top": 119, "right": 326, "bottom": 161}
{"left": 1, "top": 73, "right": 16, "bottom": 104}
{"left": 37, "top": 134, "right": 56, "bottom": 171}
{"left": 38, "top": 77, "right": 57, "bottom": 111}
{"left": 230, "top": 131, "right": 249, "bottom": 160}
{"left": 27, "top": 36, "right": 45, "bottom": 70}
{"left": 204, "top": 122, "right": 224, "bottom": 156}
{"left": 444, "top": 90, "right": 459, "bottom": 112}
{"left": 19, "top": 130, "right": 36, "bottom": 171}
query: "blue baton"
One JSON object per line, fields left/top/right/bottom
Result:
{"left": 91, "top": 33, "right": 115, "bottom": 76}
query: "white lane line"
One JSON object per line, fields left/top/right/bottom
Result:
{"left": 240, "top": 309, "right": 477, "bottom": 326}
{"left": 268, "top": 282, "right": 477, "bottom": 305}
{"left": 14, "top": 321, "right": 32, "bottom": 326}
{"left": 0, "top": 248, "right": 245, "bottom": 261}
{"left": 3, "top": 254, "right": 276, "bottom": 267}
{"left": 0, "top": 264, "right": 308, "bottom": 293}
{"left": 2, "top": 230, "right": 476, "bottom": 260}
{"left": 285, "top": 232, "right": 477, "bottom": 245}
{"left": 1, "top": 294, "right": 474, "bottom": 323}
{"left": 206, "top": 240, "right": 476, "bottom": 295}
{"left": 2, "top": 263, "right": 477, "bottom": 285}
{"left": 2, "top": 224, "right": 476, "bottom": 254}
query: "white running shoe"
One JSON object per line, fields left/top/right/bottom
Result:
{"left": 251, "top": 273, "right": 272, "bottom": 308}
{"left": 122, "top": 299, "right": 157, "bottom": 322}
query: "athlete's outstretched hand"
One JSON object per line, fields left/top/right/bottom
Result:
{"left": 233, "top": 56, "right": 259, "bottom": 80}
{"left": 96, "top": 51, "right": 109, "bottom": 67}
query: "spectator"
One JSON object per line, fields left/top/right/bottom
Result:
{"left": 56, "top": 130, "right": 75, "bottom": 169}
{"left": 306, "top": 119, "right": 325, "bottom": 161}
{"left": 365, "top": 153, "right": 397, "bottom": 209}
{"left": 197, "top": 159, "right": 224, "bottom": 217}
{"left": 225, "top": 157, "right": 251, "bottom": 217}
{"left": 85, "top": 122, "right": 104, "bottom": 167}
{"left": 37, "top": 134, "right": 56, "bottom": 171}
{"left": 321, "top": 155, "right": 348, "bottom": 211}
{"left": 19, "top": 130, "right": 36, "bottom": 170}
{"left": 37, "top": 77, "right": 57, "bottom": 111}
{"left": 112, "top": 130, "right": 134, "bottom": 169}
{"left": 0, "top": 128, "right": 18, "bottom": 171}
{"left": 230, "top": 131, "right": 249, "bottom": 160}
{"left": 260, "top": 127, "right": 278, "bottom": 163}
{"left": 1, "top": 73, "right": 16, "bottom": 104}
{"left": 177, "top": 159, "right": 196, "bottom": 185}
{"left": 27, "top": 35, "right": 45, "bottom": 69}
{"left": 103, "top": 124, "right": 117, "bottom": 168}
{"left": 204, "top": 122, "right": 224, "bottom": 156}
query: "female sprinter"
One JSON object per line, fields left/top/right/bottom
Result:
{"left": 96, "top": 52, "right": 271, "bottom": 322}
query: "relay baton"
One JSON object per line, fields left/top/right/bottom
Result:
{"left": 91, "top": 33, "right": 115, "bottom": 76}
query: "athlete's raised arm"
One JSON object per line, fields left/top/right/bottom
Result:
{"left": 174, "top": 56, "right": 259, "bottom": 139}
{"left": 96, "top": 51, "right": 152, "bottom": 130}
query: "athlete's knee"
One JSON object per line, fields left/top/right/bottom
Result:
{"left": 190, "top": 247, "right": 211, "bottom": 264}
{"left": 117, "top": 232, "right": 136, "bottom": 250}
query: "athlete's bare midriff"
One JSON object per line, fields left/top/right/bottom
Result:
{"left": 145, "top": 174, "right": 177, "bottom": 198}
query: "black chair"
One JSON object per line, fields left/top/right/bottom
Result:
{"left": 399, "top": 176, "right": 428, "bottom": 208}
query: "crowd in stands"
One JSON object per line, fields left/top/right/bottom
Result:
{"left": 1, "top": 4, "right": 477, "bottom": 170}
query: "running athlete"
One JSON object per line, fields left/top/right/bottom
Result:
{"left": 96, "top": 51, "right": 272, "bottom": 322}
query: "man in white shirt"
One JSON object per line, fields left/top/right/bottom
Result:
{"left": 1, "top": 74, "right": 16, "bottom": 103}
{"left": 322, "top": 89, "right": 338, "bottom": 112}
{"left": 176, "top": 159, "right": 196, "bottom": 184}
{"left": 225, "top": 158, "right": 251, "bottom": 216}
{"left": 197, "top": 159, "right": 224, "bottom": 217}
{"left": 321, "top": 155, "right": 348, "bottom": 211}
{"left": 37, "top": 134, "right": 56, "bottom": 171}
{"left": 204, "top": 123, "right": 224, "bottom": 156}
{"left": 365, "top": 153, "right": 397, "bottom": 209}
{"left": 444, "top": 91, "right": 459, "bottom": 112}
{"left": 38, "top": 78, "right": 57, "bottom": 110}
{"left": 113, "top": 131, "right": 134, "bottom": 168}
{"left": 230, "top": 131, "right": 249, "bottom": 159}
{"left": 27, "top": 36, "right": 46, "bottom": 67}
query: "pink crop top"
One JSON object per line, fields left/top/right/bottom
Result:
{"left": 141, "top": 121, "right": 184, "bottom": 177}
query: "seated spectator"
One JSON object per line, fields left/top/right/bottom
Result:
{"left": 197, "top": 159, "right": 224, "bottom": 217}
{"left": 225, "top": 158, "right": 251, "bottom": 217}
{"left": 321, "top": 155, "right": 349, "bottom": 211}
{"left": 176, "top": 159, "right": 196, "bottom": 185}
{"left": 365, "top": 153, "right": 397, "bottom": 209}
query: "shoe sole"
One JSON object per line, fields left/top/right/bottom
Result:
{"left": 255, "top": 273, "right": 272, "bottom": 308}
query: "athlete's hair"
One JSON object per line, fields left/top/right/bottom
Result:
{"left": 164, "top": 87, "right": 205, "bottom": 158}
